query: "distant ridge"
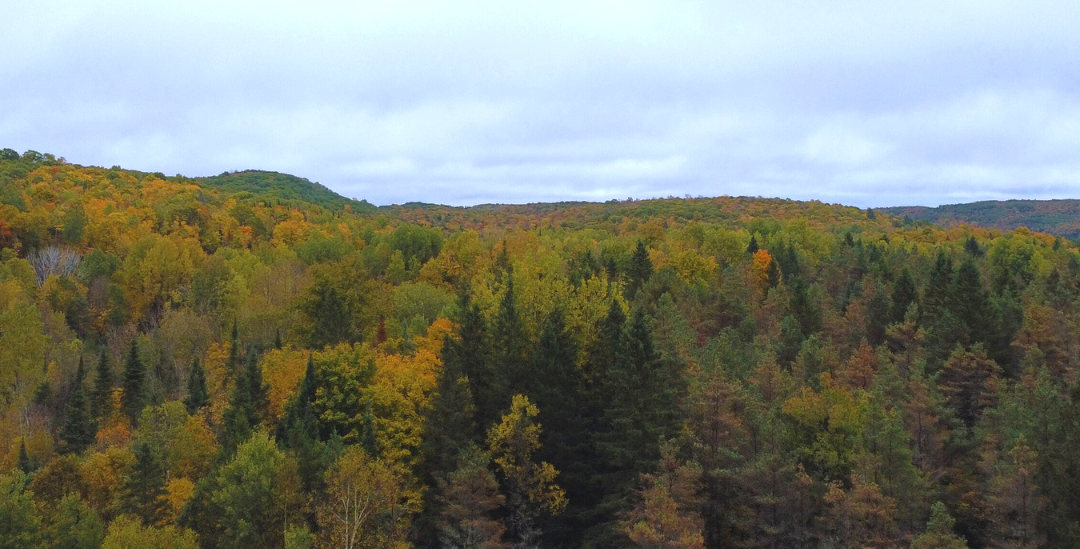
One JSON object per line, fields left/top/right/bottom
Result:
{"left": 195, "top": 170, "right": 377, "bottom": 213}
{"left": 882, "top": 199, "right": 1080, "bottom": 239}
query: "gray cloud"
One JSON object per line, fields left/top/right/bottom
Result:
{"left": 3, "top": 0, "right": 1080, "bottom": 207}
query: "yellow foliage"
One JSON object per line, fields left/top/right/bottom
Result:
{"left": 81, "top": 447, "right": 135, "bottom": 515}
{"left": 165, "top": 477, "right": 196, "bottom": 523}
{"left": 367, "top": 349, "right": 440, "bottom": 472}
{"left": 262, "top": 348, "right": 310, "bottom": 421}
{"left": 170, "top": 415, "right": 217, "bottom": 481}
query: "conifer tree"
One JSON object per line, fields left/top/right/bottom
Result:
{"left": 184, "top": 356, "right": 210, "bottom": 415}
{"left": 119, "top": 441, "right": 168, "bottom": 526}
{"left": 746, "top": 235, "right": 759, "bottom": 255}
{"left": 120, "top": 340, "right": 146, "bottom": 423}
{"left": 459, "top": 297, "right": 498, "bottom": 432}
{"left": 890, "top": 268, "right": 918, "bottom": 326}
{"left": 910, "top": 502, "right": 969, "bottom": 549}
{"left": 626, "top": 241, "right": 653, "bottom": 300}
{"left": 91, "top": 350, "right": 112, "bottom": 420}
{"left": 277, "top": 354, "right": 320, "bottom": 446}
{"left": 416, "top": 333, "right": 481, "bottom": 549}
{"left": 594, "top": 307, "right": 681, "bottom": 547}
{"left": 17, "top": 438, "right": 34, "bottom": 473}
{"left": 60, "top": 355, "right": 96, "bottom": 454}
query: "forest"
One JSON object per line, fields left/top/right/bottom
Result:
{"left": 2, "top": 147, "right": 1080, "bottom": 549}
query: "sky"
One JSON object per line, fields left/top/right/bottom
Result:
{"left": 2, "top": 1, "right": 1079, "bottom": 208}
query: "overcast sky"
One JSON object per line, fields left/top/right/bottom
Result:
{"left": 3, "top": 1, "right": 1079, "bottom": 207}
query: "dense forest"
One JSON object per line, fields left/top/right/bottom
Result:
{"left": 3, "top": 148, "right": 1080, "bottom": 549}
{"left": 883, "top": 200, "right": 1080, "bottom": 240}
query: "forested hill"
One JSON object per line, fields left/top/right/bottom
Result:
{"left": 194, "top": 170, "right": 377, "bottom": 214}
{"left": 6, "top": 148, "right": 1080, "bottom": 549}
{"left": 883, "top": 199, "right": 1080, "bottom": 239}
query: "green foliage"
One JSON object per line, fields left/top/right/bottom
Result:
{"left": 121, "top": 339, "right": 147, "bottom": 423}
{"left": 184, "top": 356, "right": 210, "bottom": 414}
{"left": 119, "top": 441, "right": 168, "bottom": 526}
{"left": 0, "top": 471, "right": 38, "bottom": 549}
{"left": 102, "top": 515, "right": 198, "bottom": 549}
{"left": 59, "top": 356, "right": 96, "bottom": 454}
{"left": 11, "top": 152, "right": 1080, "bottom": 549}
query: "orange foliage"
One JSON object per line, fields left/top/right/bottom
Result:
{"left": 752, "top": 249, "right": 774, "bottom": 293}
{"left": 261, "top": 348, "right": 311, "bottom": 421}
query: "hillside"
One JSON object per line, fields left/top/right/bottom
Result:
{"left": 3, "top": 150, "right": 1080, "bottom": 549}
{"left": 883, "top": 199, "right": 1080, "bottom": 239}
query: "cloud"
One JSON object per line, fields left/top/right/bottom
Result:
{"left": 2, "top": 1, "right": 1079, "bottom": 207}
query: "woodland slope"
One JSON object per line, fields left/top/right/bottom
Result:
{"left": 1, "top": 148, "right": 1079, "bottom": 549}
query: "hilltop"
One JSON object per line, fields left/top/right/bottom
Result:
{"left": 883, "top": 199, "right": 1080, "bottom": 239}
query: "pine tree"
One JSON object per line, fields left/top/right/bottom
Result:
{"left": 529, "top": 308, "right": 592, "bottom": 547}
{"left": 184, "top": 356, "right": 210, "bottom": 415}
{"left": 17, "top": 438, "right": 33, "bottom": 473}
{"left": 277, "top": 354, "right": 320, "bottom": 446}
{"left": 90, "top": 350, "right": 113, "bottom": 421}
{"left": 890, "top": 268, "right": 917, "bottom": 326}
{"left": 746, "top": 235, "right": 759, "bottom": 255}
{"left": 244, "top": 349, "right": 270, "bottom": 425}
{"left": 594, "top": 307, "right": 682, "bottom": 547}
{"left": 120, "top": 339, "right": 147, "bottom": 423}
{"left": 910, "top": 502, "right": 969, "bottom": 549}
{"left": 626, "top": 241, "right": 653, "bottom": 300}
{"left": 120, "top": 441, "right": 168, "bottom": 526}
{"left": 416, "top": 334, "right": 481, "bottom": 549}
{"left": 494, "top": 274, "right": 528, "bottom": 400}
{"left": 59, "top": 355, "right": 96, "bottom": 454}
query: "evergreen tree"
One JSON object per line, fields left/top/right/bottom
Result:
{"left": 626, "top": 241, "right": 653, "bottom": 300}
{"left": 866, "top": 285, "right": 891, "bottom": 346}
{"left": 59, "top": 355, "right": 96, "bottom": 454}
{"left": 244, "top": 349, "right": 270, "bottom": 425}
{"left": 949, "top": 257, "right": 993, "bottom": 347}
{"left": 90, "top": 350, "right": 112, "bottom": 420}
{"left": 184, "top": 356, "right": 209, "bottom": 415}
{"left": 277, "top": 354, "right": 320, "bottom": 446}
{"left": 890, "top": 268, "right": 917, "bottom": 326}
{"left": 746, "top": 235, "right": 759, "bottom": 255}
{"left": 528, "top": 308, "right": 593, "bottom": 547}
{"left": 416, "top": 334, "right": 480, "bottom": 549}
{"left": 923, "top": 252, "right": 953, "bottom": 323}
{"left": 17, "top": 438, "right": 34, "bottom": 473}
{"left": 593, "top": 307, "right": 682, "bottom": 548}
{"left": 277, "top": 353, "right": 328, "bottom": 494}
{"left": 494, "top": 274, "right": 528, "bottom": 401}
{"left": 910, "top": 502, "right": 969, "bottom": 549}
{"left": 120, "top": 340, "right": 147, "bottom": 424}
{"left": 119, "top": 441, "right": 168, "bottom": 527}
{"left": 1040, "top": 380, "right": 1080, "bottom": 547}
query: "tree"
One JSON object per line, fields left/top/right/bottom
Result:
{"left": 118, "top": 441, "right": 168, "bottom": 526}
{"left": 890, "top": 268, "right": 918, "bottom": 326}
{"left": 60, "top": 355, "right": 96, "bottom": 454}
{"left": 222, "top": 349, "right": 270, "bottom": 454}
{"left": 183, "top": 431, "right": 304, "bottom": 549}
{"left": 91, "top": 351, "right": 113, "bottom": 420}
{"left": 101, "top": 515, "right": 198, "bottom": 549}
{"left": 0, "top": 471, "right": 40, "bottom": 549}
{"left": 120, "top": 340, "right": 147, "bottom": 423}
{"left": 487, "top": 395, "right": 567, "bottom": 549}
{"left": 627, "top": 241, "right": 654, "bottom": 300}
{"left": 436, "top": 445, "right": 506, "bottom": 549}
{"left": 184, "top": 356, "right": 209, "bottom": 415}
{"left": 318, "top": 445, "right": 411, "bottom": 549}
{"left": 938, "top": 344, "right": 1001, "bottom": 434}
{"left": 39, "top": 493, "right": 105, "bottom": 549}
{"left": 622, "top": 442, "right": 705, "bottom": 549}
{"left": 910, "top": 502, "right": 969, "bottom": 549}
